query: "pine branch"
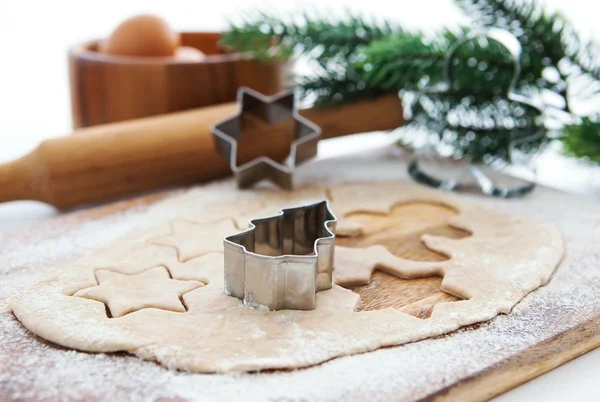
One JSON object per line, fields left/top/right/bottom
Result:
{"left": 221, "top": 3, "right": 600, "bottom": 165}
{"left": 220, "top": 12, "right": 399, "bottom": 105}
{"left": 401, "top": 91, "right": 545, "bottom": 163}
{"left": 354, "top": 32, "right": 446, "bottom": 92}
{"left": 453, "top": 0, "right": 600, "bottom": 105}
{"left": 571, "top": 41, "right": 600, "bottom": 81}
{"left": 453, "top": 0, "right": 600, "bottom": 163}
{"left": 561, "top": 117, "right": 600, "bottom": 164}
{"left": 296, "top": 71, "right": 387, "bottom": 107}
{"left": 455, "top": 0, "right": 568, "bottom": 86}
{"left": 220, "top": 13, "right": 294, "bottom": 61}
{"left": 356, "top": 29, "right": 519, "bottom": 96}
{"left": 220, "top": 12, "right": 397, "bottom": 62}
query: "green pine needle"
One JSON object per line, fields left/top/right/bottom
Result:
{"left": 221, "top": 1, "right": 600, "bottom": 165}
{"left": 220, "top": 12, "right": 397, "bottom": 62}
{"left": 561, "top": 117, "right": 600, "bottom": 164}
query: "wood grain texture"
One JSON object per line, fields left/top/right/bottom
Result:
{"left": 338, "top": 202, "right": 469, "bottom": 317}
{"left": 69, "top": 32, "right": 290, "bottom": 128}
{"left": 0, "top": 94, "right": 403, "bottom": 209}
{"left": 432, "top": 316, "right": 600, "bottom": 401}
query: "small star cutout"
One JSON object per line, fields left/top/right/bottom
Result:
{"left": 74, "top": 266, "right": 203, "bottom": 318}
{"left": 149, "top": 219, "right": 238, "bottom": 262}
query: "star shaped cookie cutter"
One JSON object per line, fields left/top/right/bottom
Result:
{"left": 223, "top": 200, "right": 337, "bottom": 311}
{"left": 211, "top": 87, "right": 322, "bottom": 189}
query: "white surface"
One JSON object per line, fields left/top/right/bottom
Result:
{"left": 0, "top": 0, "right": 599, "bottom": 400}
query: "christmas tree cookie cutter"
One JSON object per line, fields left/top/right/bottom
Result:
{"left": 405, "top": 28, "right": 547, "bottom": 198}
{"left": 211, "top": 86, "right": 322, "bottom": 190}
{"left": 223, "top": 200, "right": 337, "bottom": 311}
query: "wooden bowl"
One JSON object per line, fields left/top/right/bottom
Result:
{"left": 69, "top": 32, "right": 291, "bottom": 128}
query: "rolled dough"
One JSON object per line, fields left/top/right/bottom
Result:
{"left": 9, "top": 182, "right": 564, "bottom": 373}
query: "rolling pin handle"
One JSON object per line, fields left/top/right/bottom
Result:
{"left": 0, "top": 152, "right": 46, "bottom": 205}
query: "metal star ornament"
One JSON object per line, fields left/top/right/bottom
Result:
{"left": 211, "top": 87, "right": 321, "bottom": 189}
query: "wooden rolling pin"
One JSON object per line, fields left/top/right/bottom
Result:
{"left": 0, "top": 95, "right": 402, "bottom": 209}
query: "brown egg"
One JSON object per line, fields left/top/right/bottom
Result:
{"left": 174, "top": 46, "right": 207, "bottom": 61}
{"left": 100, "top": 14, "right": 179, "bottom": 57}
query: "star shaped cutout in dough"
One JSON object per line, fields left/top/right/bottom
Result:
{"left": 149, "top": 219, "right": 238, "bottom": 262}
{"left": 74, "top": 266, "right": 203, "bottom": 318}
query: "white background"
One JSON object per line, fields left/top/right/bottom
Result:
{"left": 0, "top": 1, "right": 599, "bottom": 400}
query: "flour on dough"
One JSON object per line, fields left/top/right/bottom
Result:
{"left": 149, "top": 219, "right": 238, "bottom": 262}
{"left": 10, "top": 182, "right": 564, "bottom": 373}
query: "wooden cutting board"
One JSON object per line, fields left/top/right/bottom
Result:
{"left": 1, "top": 149, "right": 599, "bottom": 401}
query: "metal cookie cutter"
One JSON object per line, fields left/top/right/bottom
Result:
{"left": 405, "top": 28, "right": 546, "bottom": 198}
{"left": 223, "top": 200, "right": 337, "bottom": 311}
{"left": 211, "top": 87, "right": 322, "bottom": 190}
